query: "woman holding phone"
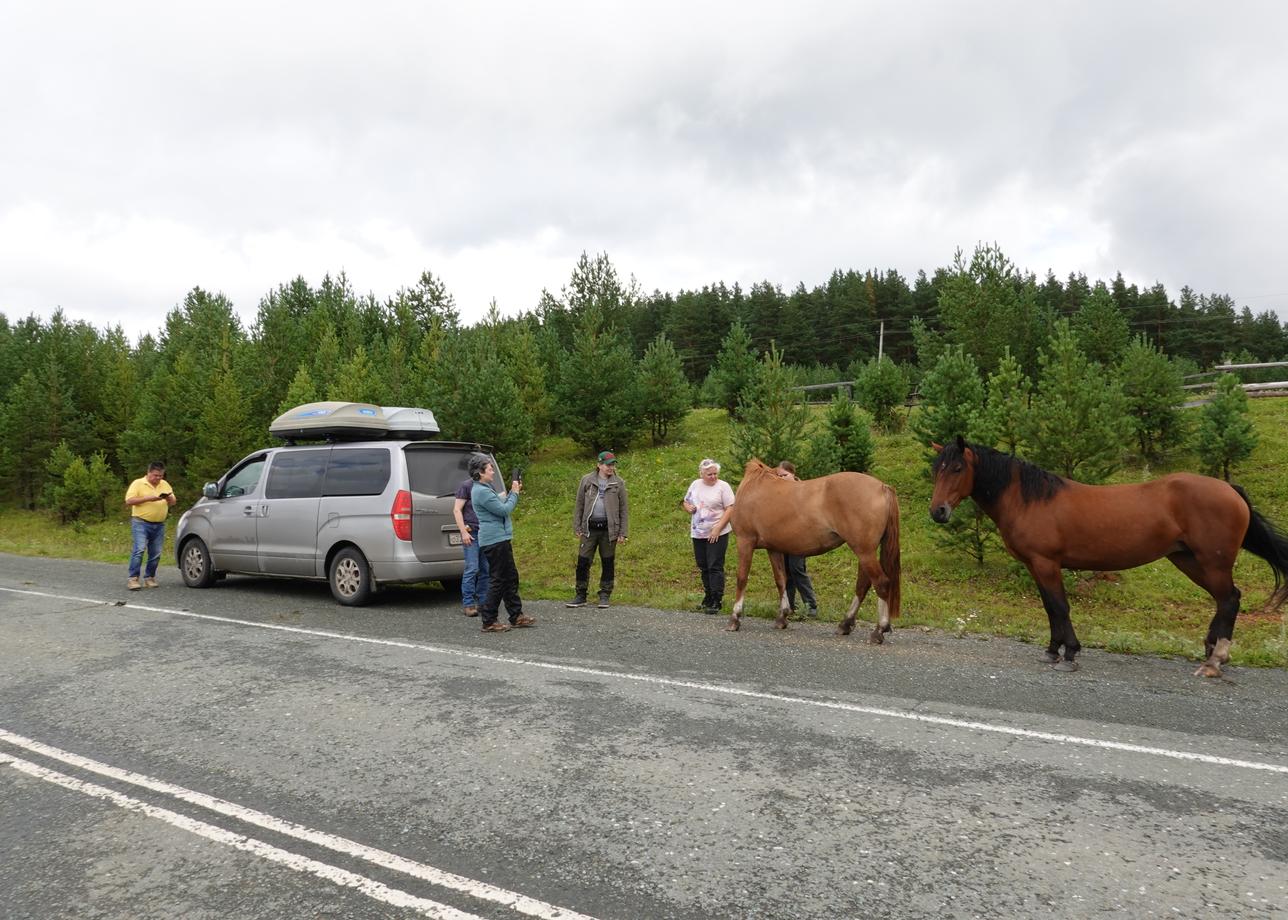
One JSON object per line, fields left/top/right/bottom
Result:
{"left": 469, "top": 454, "right": 535, "bottom": 633}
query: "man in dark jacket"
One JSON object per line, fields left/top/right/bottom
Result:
{"left": 566, "top": 451, "right": 630, "bottom": 608}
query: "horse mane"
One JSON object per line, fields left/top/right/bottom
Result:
{"left": 742, "top": 459, "right": 784, "bottom": 484}
{"left": 937, "top": 441, "right": 1066, "bottom": 506}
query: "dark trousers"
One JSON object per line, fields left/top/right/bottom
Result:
{"left": 575, "top": 525, "right": 616, "bottom": 598}
{"left": 692, "top": 533, "right": 729, "bottom": 610}
{"left": 785, "top": 554, "right": 817, "bottom": 610}
{"left": 480, "top": 540, "right": 523, "bottom": 627}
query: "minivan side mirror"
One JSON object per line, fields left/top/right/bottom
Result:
{"left": 203, "top": 482, "right": 220, "bottom": 499}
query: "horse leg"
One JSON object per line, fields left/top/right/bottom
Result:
{"left": 727, "top": 539, "right": 755, "bottom": 632}
{"left": 1167, "top": 550, "right": 1240, "bottom": 678}
{"left": 767, "top": 551, "right": 791, "bottom": 629}
{"left": 860, "top": 550, "right": 895, "bottom": 645}
{"left": 836, "top": 565, "right": 871, "bottom": 637}
{"left": 1027, "top": 559, "right": 1080, "bottom": 671}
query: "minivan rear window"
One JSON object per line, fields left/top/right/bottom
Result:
{"left": 324, "top": 448, "right": 391, "bottom": 496}
{"left": 405, "top": 449, "right": 486, "bottom": 497}
{"left": 264, "top": 450, "right": 329, "bottom": 499}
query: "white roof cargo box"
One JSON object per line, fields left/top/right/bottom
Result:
{"left": 383, "top": 406, "right": 440, "bottom": 437}
{"left": 269, "top": 402, "right": 390, "bottom": 440}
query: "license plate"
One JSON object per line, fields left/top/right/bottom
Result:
{"left": 448, "top": 532, "right": 462, "bottom": 546}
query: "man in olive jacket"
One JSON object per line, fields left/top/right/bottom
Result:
{"left": 567, "top": 451, "right": 629, "bottom": 608}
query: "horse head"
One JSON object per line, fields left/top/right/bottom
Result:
{"left": 930, "top": 436, "right": 976, "bottom": 523}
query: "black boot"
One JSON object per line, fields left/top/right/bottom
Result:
{"left": 567, "top": 556, "right": 591, "bottom": 607}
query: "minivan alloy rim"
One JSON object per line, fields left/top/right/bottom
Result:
{"left": 182, "top": 545, "right": 204, "bottom": 580}
{"left": 334, "top": 558, "right": 361, "bottom": 597}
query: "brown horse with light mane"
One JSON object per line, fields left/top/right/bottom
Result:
{"left": 726, "top": 459, "right": 901, "bottom": 641}
{"left": 930, "top": 437, "right": 1288, "bottom": 677}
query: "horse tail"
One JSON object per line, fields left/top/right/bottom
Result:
{"left": 1233, "top": 485, "right": 1288, "bottom": 609}
{"left": 880, "top": 484, "right": 902, "bottom": 618}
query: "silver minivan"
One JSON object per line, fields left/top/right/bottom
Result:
{"left": 174, "top": 438, "right": 498, "bottom": 605}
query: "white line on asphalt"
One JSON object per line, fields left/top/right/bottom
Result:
{"left": 0, "top": 750, "right": 482, "bottom": 920}
{"left": 5, "top": 585, "right": 1288, "bottom": 776}
{"left": 0, "top": 727, "right": 600, "bottom": 920}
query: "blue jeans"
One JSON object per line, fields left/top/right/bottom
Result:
{"left": 129, "top": 519, "right": 166, "bottom": 579}
{"left": 462, "top": 527, "right": 490, "bottom": 608}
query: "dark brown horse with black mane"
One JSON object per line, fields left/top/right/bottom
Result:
{"left": 728, "top": 459, "right": 901, "bottom": 641}
{"left": 930, "top": 437, "right": 1288, "bottom": 676}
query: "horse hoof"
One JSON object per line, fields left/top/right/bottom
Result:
{"left": 1051, "top": 660, "right": 1079, "bottom": 673}
{"left": 774, "top": 621, "right": 788, "bottom": 630}
{"left": 1041, "top": 651, "right": 1060, "bottom": 663}
{"left": 725, "top": 619, "right": 740, "bottom": 632}
{"left": 868, "top": 630, "right": 885, "bottom": 645}
{"left": 1194, "top": 663, "right": 1221, "bottom": 678}
{"left": 836, "top": 624, "right": 854, "bottom": 636}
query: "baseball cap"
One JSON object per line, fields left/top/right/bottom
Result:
{"left": 598, "top": 451, "right": 617, "bottom": 465}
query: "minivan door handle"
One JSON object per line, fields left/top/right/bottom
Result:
{"left": 242, "top": 505, "right": 255, "bottom": 517}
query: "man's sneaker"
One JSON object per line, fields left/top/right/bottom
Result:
{"left": 565, "top": 596, "right": 587, "bottom": 608}
{"left": 143, "top": 577, "right": 159, "bottom": 589}
{"left": 126, "top": 577, "right": 141, "bottom": 591}
{"left": 806, "top": 606, "right": 819, "bottom": 618}
{"left": 597, "top": 596, "right": 611, "bottom": 609}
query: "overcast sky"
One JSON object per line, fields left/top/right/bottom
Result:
{"left": 3, "top": 2, "right": 1286, "bottom": 340}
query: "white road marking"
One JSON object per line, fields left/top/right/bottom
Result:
{"left": 0, "top": 726, "right": 600, "bottom": 920}
{"left": 0, "top": 750, "right": 481, "bottom": 920}
{"left": 4, "top": 585, "right": 1288, "bottom": 776}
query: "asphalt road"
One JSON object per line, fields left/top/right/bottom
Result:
{"left": 2, "top": 552, "right": 1286, "bottom": 919}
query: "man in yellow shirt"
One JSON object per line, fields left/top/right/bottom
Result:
{"left": 124, "top": 461, "right": 176, "bottom": 590}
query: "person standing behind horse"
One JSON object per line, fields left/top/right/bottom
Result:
{"left": 682, "top": 458, "right": 736, "bottom": 614}
{"left": 774, "top": 461, "right": 819, "bottom": 618}
{"left": 567, "top": 450, "right": 629, "bottom": 609}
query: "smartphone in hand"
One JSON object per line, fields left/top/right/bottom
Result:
{"left": 158, "top": 492, "right": 171, "bottom": 499}
{"left": 511, "top": 468, "right": 522, "bottom": 484}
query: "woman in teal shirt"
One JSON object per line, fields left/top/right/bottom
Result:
{"left": 469, "top": 454, "right": 536, "bottom": 633}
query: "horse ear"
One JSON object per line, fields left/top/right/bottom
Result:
{"left": 955, "top": 435, "right": 967, "bottom": 451}
{"left": 931, "top": 442, "right": 944, "bottom": 453}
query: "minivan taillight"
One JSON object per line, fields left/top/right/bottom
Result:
{"left": 391, "top": 490, "right": 413, "bottom": 541}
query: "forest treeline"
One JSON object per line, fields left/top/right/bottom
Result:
{"left": 0, "top": 243, "right": 1282, "bottom": 519}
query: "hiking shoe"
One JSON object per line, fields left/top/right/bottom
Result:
{"left": 481, "top": 623, "right": 510, "bottom": 633}
{"left": 127, "top": 577, "right": 141, "bottom": 591}
{"left": 510, "top": 615, "right": 536, "bottom": 628}
{"left": 806, "top": 607, "right": 819, "bottom": 618}
{"left": 703, "top": 606, "right": 721, "bottom": 615}
{"left": 597, "top": 596, "right": 610, "bottom": 609}
{"left": 463, "top": 606, "right": 479, "bottom": 617}
{"left": 143, "top": 577, "right": 159, "bottom": 589}
{"left": 565, "top": 596, "right": 587, "bottom": 608}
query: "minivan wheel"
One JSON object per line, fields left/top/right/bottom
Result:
{"left": 180, "top": 537, "right": 216, "bottom": 588}
{"left": 329, "top": 547, "right": 373, "bottom": 606}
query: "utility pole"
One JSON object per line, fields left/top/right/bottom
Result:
{"left": 877, "top": 320, "right": 884, "bottom": 363}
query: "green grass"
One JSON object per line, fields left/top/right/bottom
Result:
{"left": 3, "top": 402, "right": 1286, "bottom": 668}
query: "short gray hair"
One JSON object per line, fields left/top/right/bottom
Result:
{"left": 467, "top": 453, "right": 491, "bottom": 481}
{"left": 699, "top": 458, "right": 720, "bottom": 473}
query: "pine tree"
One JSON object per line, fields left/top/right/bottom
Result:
{"left": 638, "top": 333, "right": 691, "bottom": 444}
{"left": 191, "top": 367, "right": 254, "bottom": 487}
{"left": 911, "top": 346, "right": 985, "bottom": 452}
{"left": 973, "top": 348, "right": 1031, "bottom": 455}
{"left": 553, "top": 307, "right": 644, "bottom": 454}
{"left": 707, "top": 321, "right": 761, "bottom": 419}
{"left": 1024, "top": 321, "right": 1131, "bottom": 482}
{"left": 1194, "top": 374, "right": 1257, "bottom": 480}
{"left": 1119, "top": 335, "right": 1186, "bottom": 461}
{"left": 729, "top": 344, "right": 811, "bottom": 471}
{"left": 1073, "top": 282, "right": 1131, "bottom": 367}
{"left": 328, "top": 345, "right": 389, "bottom": 405}
{"left": 278, "top": 365, "right": 319, "bottom": 416}
{"left": 851, "top": 356, "right": 907, "bottom": 433}
{"left": 802, "top": 392, "right": 874, "bottom": 477}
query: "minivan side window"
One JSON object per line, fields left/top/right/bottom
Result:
{"left": 323, "top": 448, "right": 391, "bottom": 496}
{"left": 223, "top": 457, "right": 267, "bottom": 498}
{"left": 405, "top": 449, "right": 496, "bottom": 496}
{"left": 264, "top": 450, "right": 329, "bottom": 499}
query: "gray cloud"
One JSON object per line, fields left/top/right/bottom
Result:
{"left": 3, "top": 1, "right": 1286, "bottom": 335}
